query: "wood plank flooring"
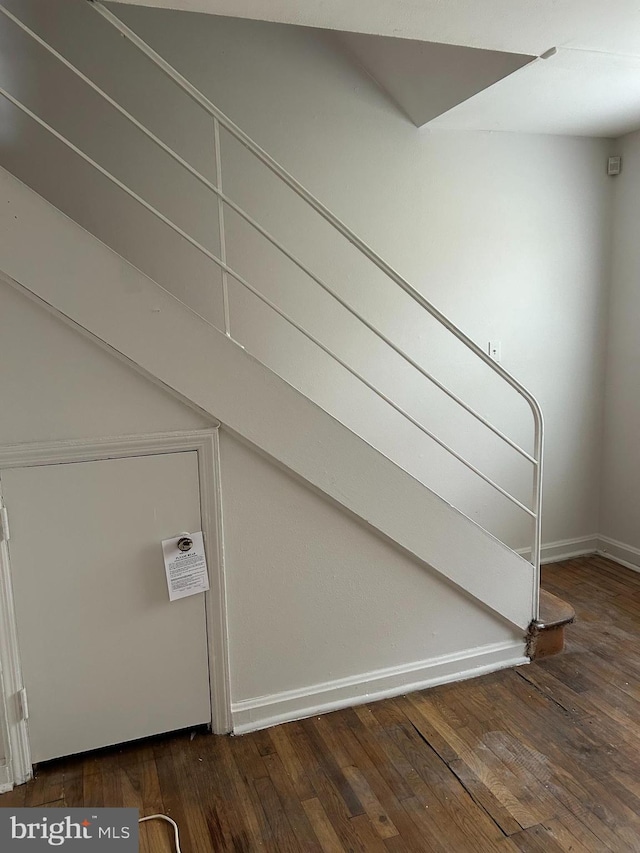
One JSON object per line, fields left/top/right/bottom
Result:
{"left": 3, "top": 554, "right": 640, "bottom": 851}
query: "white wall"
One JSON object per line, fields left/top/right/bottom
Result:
{"left": 600, "top": 131, "right": 640, "bottom": 562}
{"left": 0, "top": 0, "right": 613, "bottom": 553}
{"left": 0, "top": 282, "right": 209, "bottom": 444}
{"left": 219, "top": 431, "right": 520, "bottom": 708}
{"left": 0, "top": 277, "right": 523, "bottom": 763}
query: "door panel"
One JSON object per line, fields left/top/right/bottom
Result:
{"left": 1, "top": 452, "right": 211, "bottom": 763}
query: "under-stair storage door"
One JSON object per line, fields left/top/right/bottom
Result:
{"left": 1, "top": 452, "right": 211, "bottom": 764}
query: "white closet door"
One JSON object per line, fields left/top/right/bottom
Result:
{"left": 1, "top": 452, "right": 211, "bottom": 763}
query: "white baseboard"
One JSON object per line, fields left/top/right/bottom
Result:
{"left": 515, "top": 532, "right": 640, "bottom": 573}
{"left": 597, "top": 536, "right": 640, "bottom": 572}
{"left": 0, "top": 762, "right": 12, "bottom": 794}
{"left": 231, "top": 639, "right": 527, "bottom": 734}
{"left": 516, "top": 533, "right": 640, "bottom": 572}
{"left": 517, "top": 535, "right": 599, "bottom": 565}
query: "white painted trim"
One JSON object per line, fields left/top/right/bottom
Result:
{"left": 231, "top": 639, "right": 528, "bottom": 734}
{"left": 597, "top": 536, "right": 640, "bottom": 572}
{"left": 517, "top": 534, "right": 599, "bottom": 565}
{"left": 521, "top": 534, "right": 640, "bottom": 573}
{"left": 516, "top": 533, "right": 640, "bottom": 573}
{"left": 0, "top": 431, "right": 218, "bottom": 470}
{"left": 0, "top": 429, "right": 232, "bottom": 789}
{"left": 200, "top": 431, "right": 233, "bottom": 734}
{"left": 518, "top": 534, "right": 640, "bottom": 571}
{"left": 0, "top": 762, "right": 13, "bottom": 794}
{"left": 0, "top": 489, "right": 32, "bottom": 788}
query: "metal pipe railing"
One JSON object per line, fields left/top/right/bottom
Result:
{"left": 0, "top": 83, "right": 536, "bottom": 518}
{"left": 0, "top": 0, "right": 544, "bottom": 614}
{"left": 89, "top": 0, "right": 545, "bottom": 591}
{"left": 89, "top": 2, "right": 544, "bottom": 426}
{"left": 0, "top": 3, "right": 536, "bottom": 466}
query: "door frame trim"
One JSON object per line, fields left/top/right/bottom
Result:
{"left": 0, "top": 429, "right": 231, "bottom": 788}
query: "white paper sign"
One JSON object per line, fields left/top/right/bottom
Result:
{"left": 161, "top": 531, "right": 209, "bottom": 601}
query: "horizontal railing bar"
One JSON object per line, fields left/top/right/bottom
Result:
{"left": 90, "top": 0, "right": 545, "bottom": 599}
{"left": 0, "top": 83, "right": 534, "bottom": 518}
{"left": 89, "top": 0, "right": 545, "bottom": 435}
{"left": 0, "top": 3, "right": 536, "bottom": 466}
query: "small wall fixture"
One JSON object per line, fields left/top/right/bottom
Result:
{"left": 608, "top": 156, "right": 622, "bottom": 176}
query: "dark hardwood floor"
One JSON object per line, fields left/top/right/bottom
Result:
{"left": 2, "top": 554, "right": 640, "bottom": 851}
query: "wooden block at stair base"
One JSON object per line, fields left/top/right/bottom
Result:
{"left": 526, "top": 588, "right": 575, "bottom": 660}
{"left": 527, "top": 624, "right": 566, "bottom": 660}
{"left": 538, "top": 589, "right": 575, "bottom": 629}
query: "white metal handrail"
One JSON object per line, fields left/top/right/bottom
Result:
{"left": 89, "top": 0, "right": 544, "bottom": 577}
{"left": 0, "top": 5, "right": 536, "bottom": 466}
{"left": 0, "top": 84, "right": 536, "bottom": 518}
{"left": 0, "top": 0, "right": 544, "bottom": 613}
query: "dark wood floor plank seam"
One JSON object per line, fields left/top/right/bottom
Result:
{"left": 514, "top": 668, "right": 580, "bottom": 717}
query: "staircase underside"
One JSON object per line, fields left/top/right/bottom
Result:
{"left": 0, "top": 166, "right": 536, "bottom": 631}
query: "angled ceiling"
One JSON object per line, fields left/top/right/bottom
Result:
{"left": 105, "top": 0, "right": 640, "bottom": 136}
{"left": 336, "top": 33, "right": 534, "bottom": 128}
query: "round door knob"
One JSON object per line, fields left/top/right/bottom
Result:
{"left": 177, "top": 536, "right": 193, "bottom": 552}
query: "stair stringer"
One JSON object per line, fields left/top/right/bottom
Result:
{"left": 0, "top": 167, "right": 535, "bottom": 630}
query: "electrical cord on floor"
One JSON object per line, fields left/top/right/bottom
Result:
{"left": 139, "top": 814, "right": 182, "bottom": 853}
